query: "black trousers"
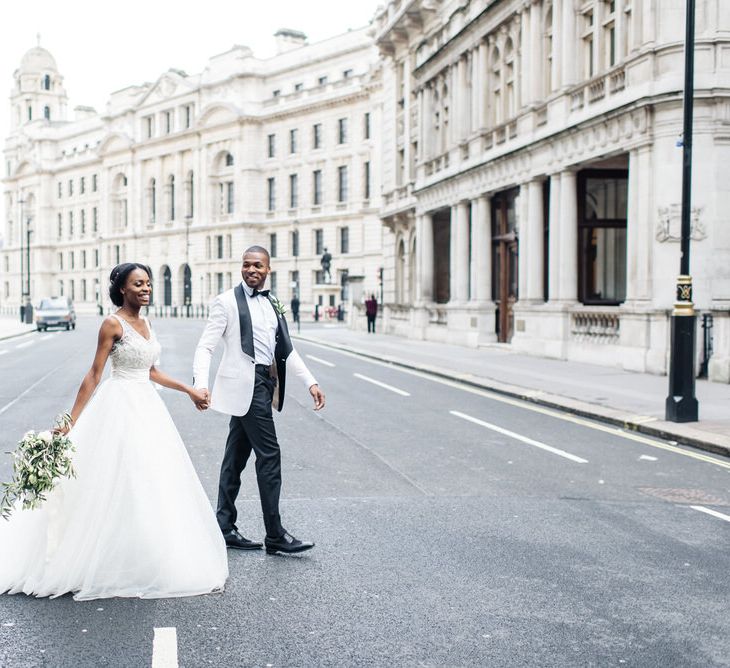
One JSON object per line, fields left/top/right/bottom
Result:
{"left": 367, "top": 314, "right": 376, "bottom": 333}
{"left": 216, "top": 370, "right": 284, "bottom": 538}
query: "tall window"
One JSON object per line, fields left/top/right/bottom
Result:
{"left": 68, "top": 179, "right": 73, "bottom": 196}
{"left": 186, "top": 171, "right": 194, "bottom": 218}
{"left": 43, "top": 74, "right": 51, "bottom": 90}
{"left": 603, "top": 0, "right": 617, "bottom": 68}
{"left": 57, "top": 182, "right": 62, "bottom": 198}
{"left": 168, "top": 175, "right": 175, "bottom": 220}
{"left": 578, "top": 170, "right": 628, "bottom": 305}
{"left": 504, "top": 39, "right": 516, "bottom": 119}
{"left": 313, "top": 170, "right": 322, "bottom": 205}
{"left": 270, "top": 233, "right": 277, "bottom": 258}
{"left": 184, "top": 105, "right": 192, "bottom": 129}
{"left": 80, "top": 176, "right": 85, "bottom": 194}
{"left": 338, "top": 118, "right": 348, "bottom": 144}
{"left": 490, "top": 47, "right": 502, "bottom": 125}
{"left": 164, "top": 110, "right": 172, "bottom": 134}
{"left": 289, "top": 129, "right": 298, "bottom": 153}
{"left": 340, "top": 226, "right": 349, "bottom": 254}
{"left": 583, "top": 9, "right": 595, "bottom": 78}
{"left": 225, "top": 182, "right": 234, "bottom": 214}
{"left": 92, "top": 174, "right": 98, "bottom": 192}
{"left": 80, "top": 209, "right": 86, "bottom": 235}
{"left": 363, "top": 112, "right": 371, "bottom": 139}
{"left": 291, "top": 230, "right": 299, "bottom": 257}
{"left": 92, "top": 207, "right": 98, "bottom": 233}
{"left": 267, "top": 177, "right": 276, "bottom": 211}
{"left": 216, "top": 235, "right": 224, "bottom": 259}
{"left": 57, "top": 213, "right": 62, "bottom": 239}
{"left": 225, "top": 152, "right": 234, "bottom": 167}
{"left": 270, "top": 271, "right": 277, "bottom": 294}
{"left": 145, "top": 116, "right": 153, "bottom": 138}
{"left": 314, "top": 229, "right": 324, "bottom": 255}
{"left": 44, "top": 106, "right": 50, "bottom": 120}
{"left": 313, "top": 123, "right": 322, "bottom": 149}
{"left": 544, "top": 5, "right": 554, "bottom": 95}
{"left": 289, "top": 174, "right": 298, "bottom": 209}
{"left": 68, "top": 211, "right": 74, "bottom": 238}
{"left": 363, "top": 161, "right": 371, "bottom": 200}
{"left": 268, "top": 134, "right": 276, "bottom": 158}
{"left": 149, "top": 178, "right": 157, "bottom": 223}
{"left": 337, "top": 165, "right": 348, "bottom": 202}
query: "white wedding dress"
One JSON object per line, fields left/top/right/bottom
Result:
{"left": 0, "top": 314, "right": 228, "bottom": 600}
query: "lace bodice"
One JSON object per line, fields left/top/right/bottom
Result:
{"left": 109, "top": 314, "right": 161, "bottom": 380}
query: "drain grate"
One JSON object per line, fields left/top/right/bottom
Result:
{"left": 637, "top": 487, "right": 730, "bottom": 506}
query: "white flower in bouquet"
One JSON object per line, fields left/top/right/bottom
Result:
{"left": 1, "top": 413, "right": 76, "bottom": 521}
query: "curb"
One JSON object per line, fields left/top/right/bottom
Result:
{"left": 293, "top": 333, "right": 730, "bottom": 460}
{"left": 0, "top": 327, "right": 36, "bottom": 343}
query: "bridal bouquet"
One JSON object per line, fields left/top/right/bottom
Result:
{"left": 0, "top": 413, "right": 76, "bottom": 521}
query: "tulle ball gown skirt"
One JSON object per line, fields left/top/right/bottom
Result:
{"left": 0, "top": 371, "right": 228, "bottom": 600}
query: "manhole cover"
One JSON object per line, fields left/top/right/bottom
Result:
{"left": 637, "top": 487, "right": 730, "bottom": 506}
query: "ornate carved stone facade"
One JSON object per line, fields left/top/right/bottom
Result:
{"left": 2, "top": 29, "right": 383, "bottom": 321}
{"left": 373, "top": 0, "right": 730, "bottom": 382}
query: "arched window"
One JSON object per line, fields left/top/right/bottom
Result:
{"left": 44, "top": 106, "right": 50, "bottom": 120}
{"left": 504, "top": 38, "right": 516, "bottom": 119}
{"left": 544, "top": 5, "right": 554, "bottom": 95}
{"left": 43, "top": 75, "right": 51, "bottom": 90}
{"left": 490, "top": 46, "right": 501, "bottom": 126}
{"left": 168, "top": 175, "right": 175, "bottom": 221}
{"left": 225, "top": 152, "right": 234, "bottom": 167}
{"left": 162, "top": 265, "right": 172, "bottom": 306}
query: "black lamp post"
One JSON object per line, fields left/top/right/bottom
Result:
{"left": 18, "top": 197, "right": 25, "bottom": 322}
{"left": 23, "top": 216, "right": 33, "bottom": 324}
{"left": 665, "top": 0, "right": 698, "bottom": 422}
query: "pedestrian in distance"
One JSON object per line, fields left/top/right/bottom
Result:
{"left": 0, "top": 262, "right": 227, "bottom": 600}
{"left": 365, "top": 293, "right": 378, "bottom": 333}
{"left": 291, "top": 294, "right": 300, "bottom": 333}
{"left": 193, "top": 246, "right": 325, "bottom": 555}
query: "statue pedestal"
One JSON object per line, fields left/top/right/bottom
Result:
{"left": 312, "top": 282, "right": 342, "bottom": 321}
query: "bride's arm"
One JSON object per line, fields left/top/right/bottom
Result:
{"left": 149, "top": 366, "right": 208, "bottom": 410}
{"left": 62, "top": 317, "right": 121, "bottom": 431}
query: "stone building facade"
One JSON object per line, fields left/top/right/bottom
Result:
{"left": 373, "top": 0, "right": 730, "bottom": 382}
{"left": 2, "top": 28, "right": 384, "bottom": 321}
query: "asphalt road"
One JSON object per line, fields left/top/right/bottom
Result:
{"left": 0, "top": 316, "right": 728, "bottom": 667}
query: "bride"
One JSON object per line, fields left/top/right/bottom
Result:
{"left": 0, "top": 262, "right": 228, "bottom": 600}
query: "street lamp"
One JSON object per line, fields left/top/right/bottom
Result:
{"left": 18, "top": 197, "right": 25, "bottom": 322}
{"left": 665, "top": 0, "right": 698, "bottom": 422}
{"left": 24, "top": 216, "right": 33, "bottom": 324}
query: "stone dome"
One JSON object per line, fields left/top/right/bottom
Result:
{"left": 18, "top": 46, "right": 58, "bottom": 74}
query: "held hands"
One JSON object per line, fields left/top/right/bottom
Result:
{"left": 309, "top": 384, "right": 325, "bottom": 411}
{"left": 190, "top": 388, "right": 210, "bottom": 411}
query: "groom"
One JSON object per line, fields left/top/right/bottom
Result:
{"left": 193, "top": 246, "right": 325, "bottom": 554}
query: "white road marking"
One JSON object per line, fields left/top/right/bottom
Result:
{"left": 354, "top": 373, "right": 410, "bottom": 396}
{"left": 297, "top": 340, "right": 730, "bottom": 471}
{"left": 39, "top": 334, "right": 55, "bottom": 342}
{"left": 639, "top": 455, "right": 658, "bottom": 462}
{"left": 306, "top": 354, "right": 336, "bottom": 368}
{"left": 152, "top": 627, "right": 178, "bottom": 668}
{"left": 0, "top": 362, "right": 68, "bottom": 417}
{"left": 690, "top": 506, "right": 730, "bottom": 523}
{"left": 450, "top": 410, "right": 589, "bottom": 463}
{"left": 15, "top": 341, "right": 34, "bottom": 349}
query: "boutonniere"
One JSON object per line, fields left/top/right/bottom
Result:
{"left": 269, "top": 294, "right": 287, "bottom": 316}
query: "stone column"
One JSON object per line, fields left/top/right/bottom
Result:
{"left": 561, "top": 0, "right": 576, "bottom": 88}
{"left": 548, "top": 173, "right": 561, "bottom": 302}
{"left": 471, "top": 195, "right": 491, "bottom": 303}
{"left": 419, "top": 213, "right": 434, "bottom": 302}
{"left": 520, "top": 4, "right": 532, "bottom": 107}
{"left": 525, "top": 179, "right": 545, "bottom": 302}
{"left": 625, "top": 146, "right": 652, "bottom": 302}
{"left": 454, "top": 201, "right": 470, "bottom": 302}
{"left": 530, "top": 0, "right": 543, "bottom": 102}
{"left": 558, "top": 170, "right": 578, "bottom": 302}
{"left": 417, "top": 88, "right": 426, "bottom": 160}
{"left": 477, "top": 41, "right": 488, "bottom": 130}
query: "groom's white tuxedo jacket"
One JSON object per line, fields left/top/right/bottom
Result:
{"left": 193, "top": 286, "right": 316, "bottom": 417}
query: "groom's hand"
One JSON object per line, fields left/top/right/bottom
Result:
{"left": 309, "top": 384, "right": 325, "bottom": 411}
{"left": 191, "top": 388, "right": 210, "bottom": 411}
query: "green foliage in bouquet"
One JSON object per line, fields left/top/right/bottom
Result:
{"left": 0, "top": 413, "right": 76, "bottom": 521}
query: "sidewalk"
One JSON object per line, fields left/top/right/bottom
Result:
{"left": 293, "top": 324, "right": 730, "bottom": 458}
{"left": 0, "top": 316, "right": 36, "bottom": 341}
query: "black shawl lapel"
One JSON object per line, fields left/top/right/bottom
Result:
{"left": 234, "top": 284, "right": 255, "bottom": 358}
{"left": 268, "top": 296, "right": 294, "bottom": 412}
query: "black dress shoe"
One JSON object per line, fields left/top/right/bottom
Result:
{"left": 265, "top": 532, "right": 314, "bottom": 555}
{"left": 222, "top": 529, "right": 263, "bottom": 550}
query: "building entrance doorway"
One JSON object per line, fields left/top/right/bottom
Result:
{"left": 491, "top": 188, "right": 519, "bottom": 343}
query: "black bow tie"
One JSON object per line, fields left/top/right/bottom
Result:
{"left": 252, "top": 289, "right": 270, "bottom": 298}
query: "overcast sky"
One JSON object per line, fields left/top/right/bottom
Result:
{"left": 1, "top": 0, "right": 380, "bottom": 147}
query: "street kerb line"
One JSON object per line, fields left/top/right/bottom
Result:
{"left": 450, "top": 410, "right": 589, "bottom": 463}
{"left": 353, "top": 373, "right": 410, "bottom": 396}
{"left": 296, "top": 339, "right": 730, "bottom": 471}
{"left": 690, "top": 505, "right": 730, "bottom": 523}
{"left": 15, "top": 341, "right": 34, "bottom": 350}
{"left": 152, "top": 627, "right": 178, "bottom": 668}
{"left": 306, "top": 354, "right": 336, "bottom": 367}
{"left": 0, "top": 361, "right": 69, "bottom": 417}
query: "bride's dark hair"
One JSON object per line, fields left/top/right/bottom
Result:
{"left": 109, "top": 263, "right": 152, "bottom": 307}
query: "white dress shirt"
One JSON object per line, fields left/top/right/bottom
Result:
{"left": 242, "top": 282, "right": 278, "bottom": 365}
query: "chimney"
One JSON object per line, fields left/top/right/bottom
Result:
{"left": 274, "top": 29, "right": 307, "bottom": 54}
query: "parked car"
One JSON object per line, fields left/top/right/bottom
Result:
{"left": 35, "top": 297, "right": 76, "bottom": 331}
